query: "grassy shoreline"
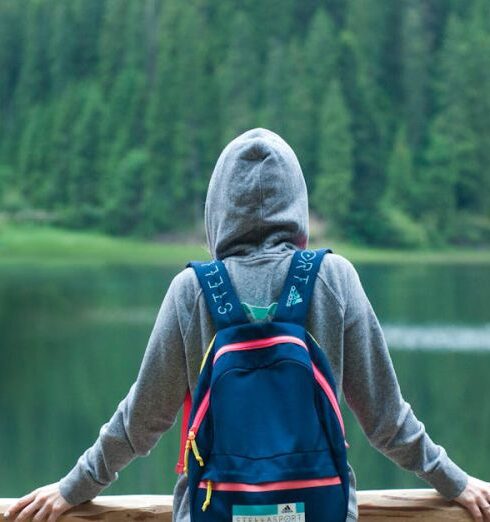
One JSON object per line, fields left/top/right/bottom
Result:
{"left": 1, "top": 223, "right": 490, "bottom": 266}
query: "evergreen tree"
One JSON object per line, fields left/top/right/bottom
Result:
{"left": 304, "top": 8, "right": 339, "bottom": 181}
{"left": 311, "top": 80, "right": 354, "bottom": 230}
{"left": 383, "top": 126, "right": 415, "bottom": 215}
{"left": 434, "top": 14, "right": 484, "bottom": 214}
{"left": 401, "top": 0, "right": 431, "bottom": 155}
{"left": 98, "top": 0, "right": 129, "bottom": 92}
{"left": 99, "top": 70, "right": 146, "bottom": 205}
{"left": 421, "top": 111, "right": 462, "bottom": 240}
{"left": 49, "top": 1, "right": 77, "bottom": 92}
{"left": 261, "top": 39, "right": 289, "bottom": 136}
{"left": 218, "top": 10, "right": 259, "bottom": 143}
{"left": 67, "top": 85, "right": 104, "bottom": 226}
{"left": 144, "top": 0, "right": 182, "bottom": 234}
{"left": 15, "top": 1, "right": 50, "bottom": 106}
{"left": 173, "top": 1, "right": 213, "bottom": 229}
{"left": 47, "top": 87, "right": 81, "bottom": 209}
{"left": 379, "top": 127, "right": 428, "bottom": 248}
{"left": 17, "top": 106, "right": 43, "bottom": 203}
{"left": 283, "top": 38, "right": 313, "bottom": 185}
{"left": 104, "top": 148, "right": 149, "bottom": 235}
{"left": 338, "top": 30, "right": 385, "bottom": 243}
{"left": 72, "top": 0, "right": 104, "bottom": 79}
{"left": 464, "top": 2, "right": 490, "bottom": 215}
{"left": 0, "top": 1, "right": 22, "bottom": 163}
{"left": 0, "top": 1, "right": 21, "bottom": 124}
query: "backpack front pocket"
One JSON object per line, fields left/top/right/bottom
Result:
{"left": 209, "top": 357, "right": 331, "bottom": 475}
{"left": 191, "top": 476, "right": 347, "bottom": 522}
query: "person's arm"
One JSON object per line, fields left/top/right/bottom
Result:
{"left": 59, "top": 274, "right": 188, "bottom": 504}
{"left": 6, "top": 274, "right": 188, "bottom": 521}
{"left": 341, "top": 259, "right": 468, "bottom": 494}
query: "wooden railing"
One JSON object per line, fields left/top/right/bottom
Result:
{"left": 0, "top": 490, "right": 472, "bottom": 521}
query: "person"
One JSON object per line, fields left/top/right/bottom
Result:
{"left": 5, "top": 128, "right": 490, "bottom": 522}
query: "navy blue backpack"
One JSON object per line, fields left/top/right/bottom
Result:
{"left": 175, "top": 248, "right": 349, "bottom": 521}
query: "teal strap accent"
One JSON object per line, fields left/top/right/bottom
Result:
{"left": 241, "top": 302, "right": 278, "bottom": 322}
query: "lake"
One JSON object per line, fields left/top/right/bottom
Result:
{"left": 1, "top": 262, "right": 489, "bottom": 499}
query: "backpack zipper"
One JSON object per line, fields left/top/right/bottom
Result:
{"left": 213, "top": 335, "right": 308, "bottom": 364}
{"left": 198, "top": 476, "right": 342, "bottom": 511}
{"left": 183, "top": 389, "right": 211, "bottom": 473}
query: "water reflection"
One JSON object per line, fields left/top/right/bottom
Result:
{"left": 0, "top": 263, "right": 488, "bottom": 499}
{"left": 383, "top": 323, "right": 490, "bottom": 351}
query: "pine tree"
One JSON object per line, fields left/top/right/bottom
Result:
{"left": 337, "top": 29, "right": 385, "bottom": 242}
{"left": 72, "top": 0, "right": 104, "bottom": 79}
{"left": 49, "top": 1, "right": 77, "bottom": 92}
{"left": 104, "top": 148, "right": 149, "bottom": 235}
{"left": 401, "top": 0, "right": 431, "bottom": 156}
{"left": 17, "top": 106, "right": 43, "bottom": 203}
{"left": 67, "top": 85, "right": 103, "bottom": 226}
{"left": 283, "top": 38, "right": 313, "bottom": 185}
{"left": 171, "top": 1, "right": 211, "bottom": 229}
{"left": 0, "top": 1, "right": 22, "bottom": 129}
{"left": 383, "top": 126, "right": 415, "bottom": 215}
{"left": 218, "top": 10, "right": 259, "bottom": 144}
{"left": 304, "top": 8, "right": 339, "bottom": 182}
{"left": 0, "top": 1, "right": 22, "bottom": 167}
{"left": 98, "top": 0, "right": 129, "bottom": 92}
{"left": 15, "top": 1, "right": 50, "bottom": 106}
{"left": 421, "top": 111, "right": 463, "bottom": 240}
{"left": 261, "top": 39, "right": 289, "bottom": 136}
{"left": 464, "top": 1, "right": 490, "bottom": 215}
{"left": 378, "top": 127, "right": 428, "bottom": 247}
{"left": 144, "top": 0, "right": 183, "bottom": 234}
{"left": 433, "top": 13, "right": 484, "bottom": 214}
{"left": 48, "top": 86, "right": 81, "bottom": 209}
{"left": 99, "top": 70, "right": 146, "bottom": 205}
{"left": 311, "top": 80, "right": 353, "bottom": 230}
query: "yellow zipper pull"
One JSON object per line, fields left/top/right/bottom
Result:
{"left": 183, "top": 439, "right": 191, "bottom": 475}
{"left": 201, "top": 480, "right": 213, "bottom": 511}
{"left": 188, "top": 430, "right": 204, "bottom": 467}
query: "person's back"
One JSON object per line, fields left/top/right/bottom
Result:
{"left": 159, "top": 127, "right": 468, "bottom": 520}
{"left": 6, "top": 128, "right": 489, "bottom": 522}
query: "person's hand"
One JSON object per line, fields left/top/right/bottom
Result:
{"left": 4, "top": 482, "right": 74, "bottom": 521}
{"left": 454, "top": 475, "right": 490, "bottom": 521}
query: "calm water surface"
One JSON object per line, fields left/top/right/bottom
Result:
{"left": 1, "top": 262, "right": 489, "bottom": 497}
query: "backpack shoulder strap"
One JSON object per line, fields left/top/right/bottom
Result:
{"left": 273, "top": 247, "right": 332, "bottom": 326}
{"left": 186, "top": 259, "right": 249, "bottom": 330}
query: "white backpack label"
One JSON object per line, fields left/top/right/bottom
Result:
{"left": 232, "top": 502, "right": 305, "bottom": 521}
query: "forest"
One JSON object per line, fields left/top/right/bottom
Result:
{"left": 0, "top": 0, "right": 489, "bottom": 247}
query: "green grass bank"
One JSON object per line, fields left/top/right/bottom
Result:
{"left": 1, "top": 223, "right": 490, "bottom": 266}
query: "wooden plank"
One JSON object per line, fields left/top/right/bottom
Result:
{"left": 1, "top": 495, "right": 173, "bottom": 521}
{"left": 1, "top": 490, "right": 472, "bottom": 521}
{"left": 358, "top": 489, "right": 472, "bottom": 521}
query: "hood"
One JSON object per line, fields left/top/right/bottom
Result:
{"left": 205, "top": 128, "right": 309, "bottom": 260}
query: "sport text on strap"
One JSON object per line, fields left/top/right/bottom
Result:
{"left": 186, "top": 259, "right": 249, "bottom": 330}
{"left": 273, "top": 248, "right": 332, "bottom": 326}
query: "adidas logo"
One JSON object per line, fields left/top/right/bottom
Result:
{"left": 286, "top": 285, "right": 302, "bottom": 307}
{"left": 281, "top": 505, "right": 293, "bottom": 513}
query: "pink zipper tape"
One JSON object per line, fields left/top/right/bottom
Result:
{"left": 213, "top": 335, "right": 308, "bottom": 365}
{"left": 190, "top": 389, "right": 210, "bottom": 433}
{"left": 198, "top": 476, "right": 341, "bottom": 492}
{"left": 312, "top": 363, "right": 345, "bottom": 437}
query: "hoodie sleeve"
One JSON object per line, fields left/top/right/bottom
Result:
{"left": 341, "top": 258, "right": 468, "bottom": 500}
{"left": 58, "top": 275, "right": 188, "bottom": 506}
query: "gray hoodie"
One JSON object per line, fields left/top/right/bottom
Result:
{"left": 58, "top": 128, "right": 468, "bottom": 521}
